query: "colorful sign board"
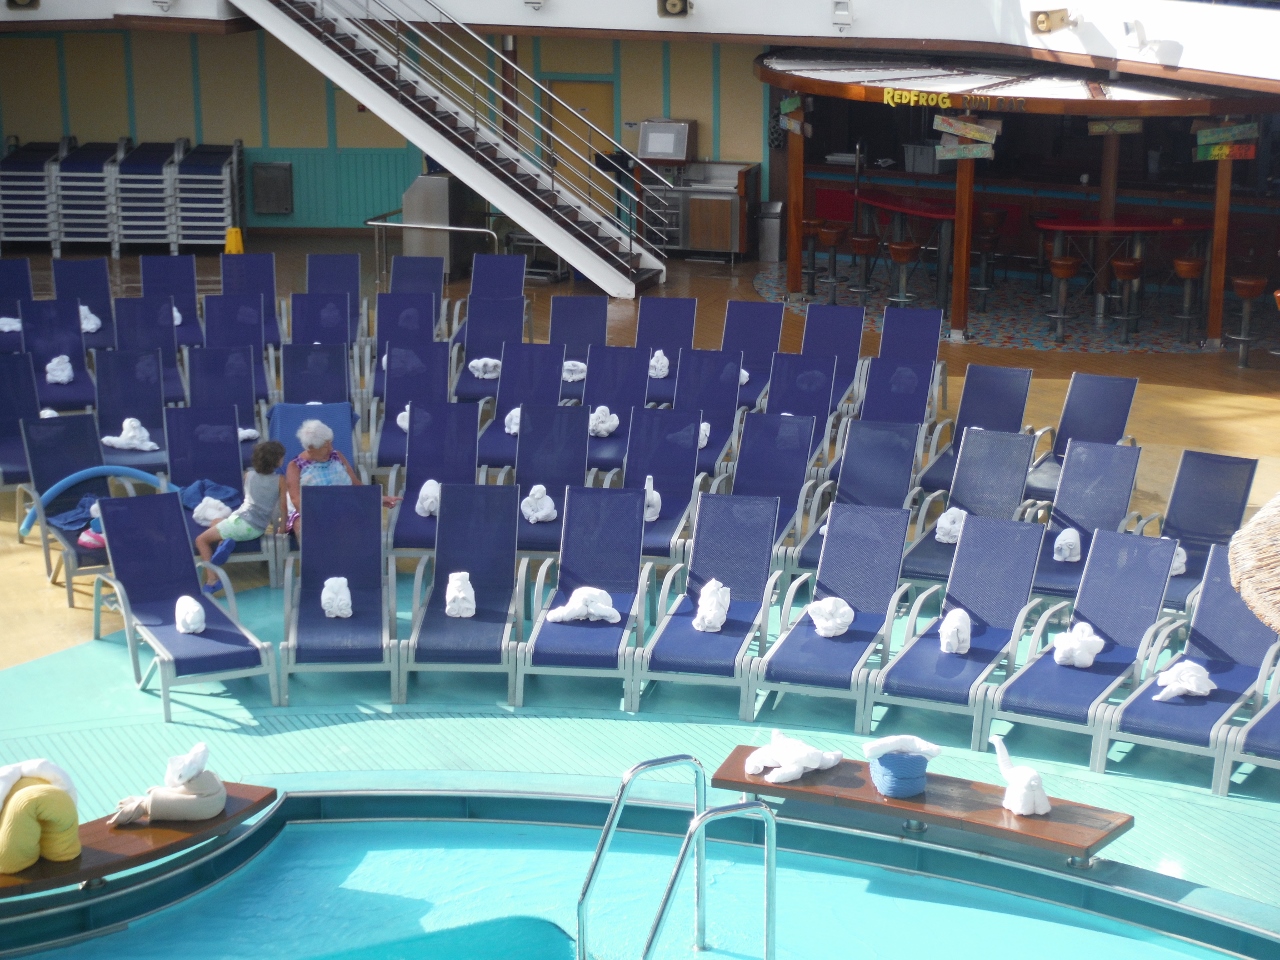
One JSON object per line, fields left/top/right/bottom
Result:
{"left": 936, "top": 143, "right": 994, "bottom": 161}
{"left": 932, "top": 114, "right": 998, "bottom": 143}
{"left": 1195, "top": 122, "right": 1259, "bottom": 146}
{"left": 1193, "top": 142, "right": 1256, "bottom": 161}
{"left": 778, "top": 116, "right": 813, "bottom": 138}
{"left": 1087, "top": 119, "right": 1143, "bottom": 136}
{"left": 779, "top": 96, "right": 802, "bottom": 115}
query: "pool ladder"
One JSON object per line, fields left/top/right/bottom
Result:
{"left": 577, "top": 754, "right": 777, "bottom": 960}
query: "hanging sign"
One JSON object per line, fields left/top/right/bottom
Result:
{"left": 936, "top": 143, "right": 994, "bottom": 161}
{"left": 778, "top": 116, "right": 812, "bottom": 137}
{"left": 932, "top": 115, "right": 998, "bottom": 143}
{"left": 779, "top": 95, "right": 802, "bottom": 115}
{"left": 1087, "top": 119, "right": 1143, "bottom": 136}
{"left": 1196, "top": 122, "right": 1259, "bottom": 146}
{"left": 1193, "top": 142, "right": 1256, "bottom": 161}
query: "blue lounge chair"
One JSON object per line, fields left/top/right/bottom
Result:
{"left": 306, "top": 252, "right": 364, "bottom": 338}
{"left": 398, "top": 483, "right": 525, "bottom": 703}
{"left": 762, "top": 351, "right": 837, "bottom": 464}
{"left": 281, "top": 484, "right": 393, "bottom": 704}
{"left": 390, "top": 254, "right": 445, "bottom": 307}
{"left": 1029, "top": 440, "right": 1141, "bottom": 599}
{"left": 984, "top": 531, "right": 1177, "bottom": 769}
{"left": 93, "top": 348, "right": 169, "bottom": 475}
{"left": 673, "top": 348, "right": 742, "bottom": 476}
{"left": 584, "top": 345, "right": 650, "bottom": 475}
{"left": 0, "top": 258, "right": 33, "bottom": 353}
{"left": 140, "top": 255, "right": 203, "bottom": 348}
{"left": 20, "top": 299, "right": 95, "bottom": 411}
{"left": 188, "top": 346, "right": 270, "bottom": 467}
{"left": 621, "top": 407, "right": 701, "bottom": 564}
{"left": 919, "top": 363, "right": 1033, "bottom": 494}
{"left": 95, "top": 493, "right": 277, "bottom": 722}
{"left": 815, "top": 357, "right": 933, "bottom": 484}
{"left": 386, "top": 403, "right": 481, "bottom": 631}
{"left": 722, "top": 300, "right": 784, "bottom": 409}
{"left": 370, "top": 340, "right": 451, "bottom": 474}
{"left": 861, "top": 516, "right": 1046, "bottom": 746}
{"left": 368, "top": 292, "right": 437, "bottom": 404}
{"left": 1219, "top": 613, "right": 1280, "bottom": 796}
{"left": 1100, "top": 546, "right": 1280, "bottom": 789}
{"left": 1025, "top": 372, "right": 1137, "bottom": 501}
{"left": 477, "top": 342, "right": 566, "bottom": 477}
{"left": 901, "top": 428, "right": 1035, "bottom": 582}
{"left": 514, "top": 486, "right": 648, "bottom": 706}
{"left": 451, "top": 296, "right": 525, "bottom": 403}
{"left": 877, "top": 306, "right": 946, "bottom": 411}
{"left": 549, "top": 295, "right": 608, "bottom": 403}
{"left": 281, "top": 342, "right": 352, "bottom": 405}
{"left": 51, "top": 257, "right": 115, "bottom": 351}
{"left": 290, "top": 292, "right": 355, "bottom": 345}
{"left": 636, "top": 295, "right": 696, "bottom": 407}
{"left": 1134, "top": 450, "right": 1257, "bottom": 611}
{"left": 629, "top": 493, "right": 782, "bottom": 716}
{"left": 448, "top": 253, "right": 526, "bottom": 340}
{"left": 514, "top": 404, "right": 590, "bottom": 554}
{"left": 203, "top": 293, "right": 266, "bottom": 351}
{"left": 221, "top": 252, "right": 283, "bottom": 344}
{"left": 113, "top": 295, "right": 187, "bottom": 404}
{"left": 749, "top": 503, "right": 913, "bottom": 723}
{"left": 269, "top": 401, "right": 362, "bottom": 472}
{"left": 0, "top": 353, "right": 39, "bottom": 491}
{"left": 800, "top": 303, "right": 864, "bottom": 411}
{"left": 789, "top": 420, "right": 922, "bottom": 573}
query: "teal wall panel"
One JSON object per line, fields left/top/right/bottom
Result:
{"left": 243, "top": 146, "right": 422, "bottom": 228}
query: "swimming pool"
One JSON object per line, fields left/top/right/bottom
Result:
{"left": 25, "top": 817, "right": 1237, "bottom": 960}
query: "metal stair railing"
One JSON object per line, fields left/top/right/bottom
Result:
{"left": 578, "top": 755, "right": 706, "bottom": 960}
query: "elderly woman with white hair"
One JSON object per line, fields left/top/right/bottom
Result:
{"left": 285, "top": 419, "right": 397, "bottom": 532}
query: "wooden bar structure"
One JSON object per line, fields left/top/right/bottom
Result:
{"left": 785, "top": 105, "right": 805, "bottom": 293}
{"left": 1208, "top": 156, "right": 1234, "bottom": 346}
{"left": 950, "top": 127, "right": 976, "bottom": 340}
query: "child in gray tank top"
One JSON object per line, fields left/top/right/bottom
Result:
{"left": 195, "top": 440, "right": 287, "bottom": 594}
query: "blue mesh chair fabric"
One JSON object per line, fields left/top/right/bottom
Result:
{"left": 0, "top": 352, "right": 39, "bottom": 484}
{"left": 765, "top": 353, "right": 836, "bottom": 451}
{"left": 51, "top": 258, "right": 115, "bottom": 352}
{"left": 731, "top": 413, "right": 816, "bottom": 541}
{"left": 93, "top": 348, "right": 168, "bottom": 473}
{"left": 549, "top": 295, "right": 608, "bottom": 403}
{"left": 859, "top": 358, "right": 932, "bottom": 425}
{"left": 282, "top": 343, "right": 350, "bottom": 405}
{"left": 800, "top": 303, "right": 865, "bottom": 406}
{"left": 584, "top": 346, "right": 651, "bottom": 472}
{"left": 470, "top": 254, "right": 526, "bottom": 300}
{"left": 0, "top": 259, "right": 32, "bottom": 353}
{"left": 188, "top": 346, "right": 265, "bottom": 467}
{"left": 306, "top": 253, "right": 361, "bottom": 321}
{"left": 878, "top": 307, "right": 944, "bottom": 365}
{"left": 636, "top": 296, "right": 696, "bottom": 406}
{"left": 622, "top": 407, "right": 701, "bottom": 559}
{"left": 391, "top": 403, "right": 480, "bottom": 552}
{"left": 722, "top": 300, "right": 784, "bottom": 409}
{"left": 221, "top": 252, "right": 281, "bottom": 339}
{"left": 376, "top": 341, "right": 451, "bottom": 468}
{"left": 674, "top": 348, "right": 742, "bottom": 475}
{"left": 20, "top": 299, "right": 95, "bottom": 410}
{"left": 453, "top": 297, "right": 525, "bottom": 402}
{"left": 290, "top": 293, "right": 354, "bottom": 345}
{"left": 1026, "top": 373, "right": 1138, "bottom": 501}
{"left": 140, "top": 255, "right": 202, "bottom": 348}
{"left": 22, "top": 413, "right": 111, "bottom": 573}
{"left": 515, "top": 404, "right": 589, "bottom": 553}
{"left": 371, "top": 293, "right": 437, "bottom": 398}
{"left": 268, "top": 402, "right": 358, "bottom": 467}
{"left": 113, "top": 295, "right": 186, "bottom": 404}
{"left": 203, "top": 294, "right": 267, "bottom": 354}
{"left": 477, "top": 342, "right": 566, "bottom": 471}
{"left": 919, "top": 364, "right": 1032, "bottom": 493}
{"left": 390, "top": 255, "right": 445, "bottom": 298}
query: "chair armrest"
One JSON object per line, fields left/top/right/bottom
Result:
{"left": 282, "top": 556, "right": 297, "bottom": 633}
{"left": 1254, "top": 640, "right": 1280, "bottom": 706}
{"left": 794, "top": 479, "right": 817, "bottom": 538}
{"left": 532, "top": 557, "right": 558, "bottom": 619}
{"left": 387, "top": 464, "right": 401, "bottom": 500}
{"left": 513, "top": 557, "right": 530, "bottom": 644}
{"left": 92, "top": 573, "right": 123, "bottom": 641}
{"left": 196, "top": 560, "right": 239, "bottom": 621}
{"left": 1030, "top": 425, "right": 1056, "bottom": 462}
{"left": 1029, "top": 601, "right": 1071, "bottom": 655}
{"left": 806, "top": 479, "right": 835, "bottom": 530}
{"left": 904, "top": 584, "right": 943, "bottom": 643}
{"left": 709, "top": 472, "right": 731, "bottom": 494}
{"left": 1142, "top": 619, "right": 1187, "bottom": 679}
{"left": 780, "top": 573, "right": 813, "bottom": 634}
{"left": 603, "top": 468, "right": 622, "bottom": 488}
{"left": 655, "top": 563, "right": 686, "bottom": 627}
{"left": 756, "top": 569, "right": 785, "bottom": 647}
{"left": 1120, "top": 510, "right": 1142, "bottom": 532}
{"left": 927, "top": 417, "right": 954, "bottom": 464}
{"left": 1133, "top": 617, "right": 1177, "bottom": 681}
{"left": 1008, "top": 599, "right": 1045, "bottom": 667}
{"left": 634, "top": 561, "right": 654, "bottom": 643}
{"left": 913, "top": 489, "right": 948, "bottom": 541}
{"left": 1136, "top": 513, "right": 1163, "bottom": 536}
{"left": 693, "top": 472, "right": 712, "bottom": 494}
{"left": 1120, "top": 435, "right": 1136, "bottom": 447}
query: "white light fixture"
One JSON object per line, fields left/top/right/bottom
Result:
{"left": 832, "top": 0, "right": 853, "bottom": 30}
{"left": 524, "top": 0, "right": 542, "bottom": 9}
{"left": 1123, "top": 20, "right": 1146, "bottom": 50}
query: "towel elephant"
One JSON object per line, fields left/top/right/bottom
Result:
{"left": 0, "top": 760, "right": 81, "bottom": 875}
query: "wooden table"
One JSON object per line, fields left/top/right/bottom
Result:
{"left": 712, "top": 745, "right": 1132, "bottom": 863}
{"left": 0, "top": 782, "right": 277, "bottom": 899}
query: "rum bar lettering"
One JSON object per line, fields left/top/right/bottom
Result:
{"left": 881, "top": 88, "right": 1026, "bottom": 112}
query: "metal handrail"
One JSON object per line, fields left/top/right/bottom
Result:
{"left": 577, "top": 755, "right": 707, "bottom": 960}
{"left": 642, "top": 800, "right": 777, "bottom": 960}
{"left": 365, "top": 207, "right": 498, "bottom": 291}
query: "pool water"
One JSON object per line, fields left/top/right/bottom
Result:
{"left": 34, "top": 821, "right": 1226, "bottom": 960}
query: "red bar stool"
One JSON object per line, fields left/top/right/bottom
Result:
{"left": 886, "top": 240, "right": 920, "bottom": 306}
{"left": 971, "top": 229, "right": 999, "bottom": 313}
{"left": 802, "top": 219, "right": 823, "bottom": 297}
{"left": 1226, "top": 275, "right": 1267, "bottom": 367}
{"left": 1047, "top": 255, "right": 1082, "bottom": 343}
{"left": 848, "top": 234, "right": 879, "bottom": 306}
{"left": 1110, "top": 257, "right": 1143, "bottom": 344}
{"left": 1173, "top": 257, "right": 1205, "bottom": 343}
{"left": 818, "top": 222, "right": 848, "bottom": 304}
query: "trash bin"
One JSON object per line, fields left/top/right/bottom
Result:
{"left": 759, "top": 201, "right": 783, "bottom": 263}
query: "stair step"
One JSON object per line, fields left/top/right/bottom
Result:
{"left": 633, "top": 267, "right": 663, "bottom": 291}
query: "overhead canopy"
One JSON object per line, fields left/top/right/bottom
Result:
{"left": 756, "top": 50, "right": 1280, "bottom": 116}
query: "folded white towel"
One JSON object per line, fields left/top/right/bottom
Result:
{"left": 504, "top": 408, "right": 521, "bottom": 435}
{"left": 90, "top": 501, "right": 101, "bottom": 519}
{"left": 939, "top": 607, "right": 971, "bottom": 654}
{"left": 649, "top": 349, "right": 670, "bottom": 378}
{"left": 175, "top": 596, "right": 206, "bottom": 634}
{"left": 192, "top": 496, "right": 232, "bottom": 527}
{"left": 1053, "top": 528, "right": 1082, "bottom": 562}
{"left": 396, "top": 404, "right": 411, "bottom": 432}
{"left": 1053, "top": 621, "right": 1105, "bottom": 667}
{"left": 1154, "top": 660, "right": 1216, "bottom": 701}
{"left": 746, "top": 729, "right": 842, "bottom": 784}
{"left": 692, "top": 578, "right": 730, "bottom": 632}
{"left": 644, "top": 474, "right": 661, "bottom": 522}
{"left": 863, "top": 735, "right": 942, "bottom": 761}
{"left": 468, "top": 357, "right": 501, "bottom": 379}
{"left": 934, "top": 506, "right": 966, "bottom": 543}
{"left": 806, "top": 596, "right": 855, "bottom": 637}
{"left": 819, "top": 523, "right": 828, "bottom": 536}
{"left": 1164, "top": 537, "right": 1187, "bottom": 576}
{"left": 445, "top": 571, "right": 476, "bottom": 618}
{"left": 39, "top": 408, "right": 58, "bottom": 419}
{"left": 415, "top": 479, "right": 441, "bottom": 518}
{"left": 739, "top": 367, "right": 750, "bottom": 386}
{"left": 45, "top": 354, "right": 74, "bottom": 384}
{"left": 698, "top": 421, "right": 710, "bottom": 449}
{"left": 989, "top": 735, "right": 1051, "bottom": 816}
{"left": 166, "top": 742, "right": 209, "bottom": 787}
{"left": 546, "top": 586, "right": 621, "bottom": 624}
{"left": 321, "top": 577, "right": 352, "bottom": 618}
{"left": 382, "top": 353, "right": 387, "bottom": 372}
{"left": 79, "top": 304, "right": 101, "bottom": 333}
{"left": 102, "top": 417, "right": 160, "bottom": 451}
{"left": 238, "top": 427, "right": 260, "bottom": 442}
{"left": 0, "top": 315, "right": 20, "bottom": 333}
{"left": 521, "top": 484, "right": 557, "bottom": 523}
{"left": 589, "top": 405, "right": 620, "bottom": 438}
{"left": 306, "top": 401, "right": 322, "bottom": 404}
{"left": 562, "top": 360, "right": 587, "bottom": 383}
{"left": 172, "top": 306, "right": 183, "bottom": 326}
{"left": 0, "top": 759, "right": 78, "bottom": 808}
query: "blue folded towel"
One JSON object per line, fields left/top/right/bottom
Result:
{"left": 48, "top": 494, "right": 101, "bottom": 532}
{"left": 177, "top": 479, "right": 243, "bottom": 512}
{"left": 869, "top": 752, "right": 929, "bottom": 798}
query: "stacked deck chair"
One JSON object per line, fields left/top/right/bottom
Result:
{"left": 877, "top": 307, "right": 945, "bottom": 412}
{"left": 386, "top": 402, "right": 481, "bottom": 634}
{"left": 203, "top": 293, "right": 275, "bottom": 403}
{"left": 1135, "top": 450, "right": 1257, "bottom": 611}
{"left": 399, "top": 483, "right": 524, "bottom": 703}
{"left": 984, "top": 531, "right": 1177, "bottom": 770}
{"left": 451, "top": 296, "right": 525, "bottom": 403}
{"left": 748, "top": 503, "right": 912, "bottom": 724}
{"left": 281, "top": 484, "right": 394, "bottom": 704}
{"left": 113, "top": 296, "right": 187, "bottom": 404}
{"left": 367, "top": 292, "right": 436, "bottom": 409}
{"left": 514, "top": 486, "right": 648, "bottom": 706}
{"left": 306, "top": 252, "right": 364, "bottom": 340}
{"left": 919, "top": 363, "right": 1033, "bottom": 494}
{"left": 370, "top": 340, "right": 450, "bottom": 484}
{"left": 388, "top": 255, "right": 445, "bottom": 337}
{"left": 818, "top": 356, "right": 932, "bottom": 483}
{"left": 0, "top": 353, "right": 39, "bottom": 501}
{"left": 1028, "top": 440, "right": 1142, "bottom": 600}
{"left": 585, "top": 345, "right": 655, "bottom": 478}
{"left": 762, "top": 351, "right": 837, "bottom": 474}
{"left": 630, "top": 493, "right": 782, "bottom": 716}
{"left": 450, "top": 252, "right": 526, "bottom": 341}
{"left": 51, "top": 257, "right": 116, "bottom": 352}
{"left": 1025, "top": 372, "right": 1137, "bottom": 501}
{"left": 1100, "top": 545, "right": 1280, "bottom": 789}
{"left": 140, "top": 255, "right": 203, "bottom": 348}
{"left": 96, "top": 493, "right": 277, "bottom": 722}
{"left": 477, "top": 342, "right": 566, "bottom": 480}
{"left": 800, "top": 303, "right": 864, "bottom": 412}
{"left": 548, "top": 294, "right": 608, "bottom": 404}
{"left": 0, "top": 258, "right": 33, "bottom": 353}
{"left": 860, "top": 516, "right": 1046, "bottom": 746}
{"left": 722, "top": 300, "right": 784, "bottom": 410}
{"left": 221, "top": 252, "right": 283, "bottom": 345}
{"left": 673, "top": 348, "right": 742, "bottom": 476}
{"left": 281, "top": 342, "right": 352, "bottom": 406}
{"left": 636, "top": 295, "right": 696, "bottom": 407}
{"left": 901, "top": 428, "right": 1035, "bottom": 583}
{"left": 93, "top": 348, "right": 170, "bottom": 475}
{"left": 622, "top": 407, "right": 701, "bottom": 565}
{"left": 514, "top": 404, "right": 590, "bottom": 556}
{"left": 165, "top": 405, "right": 276, "bottom": 586}
{"left": 188, "top": 345, "right": 270, "bottom": 468}
{"left": 21, "top": 299, "right": 95, "bottom": 411}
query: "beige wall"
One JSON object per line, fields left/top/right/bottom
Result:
{"left": 718, "top": 43, "right": 764, "bottom": 164}
{"left": 619, "top": 40, "right": 664, "bottom": 154}
{"left": 0, "top": 37, "right": 63, "bottom": 142}
{"left": 198, "top": 31, "right": 263, "bottom": 148}
{"left": 263, "top": 34, "right": 328, "bottom": 148}
{"left": 335, "top": 89, "right": 407, "bottom": 149}
{"left": 668, "top": 42, "right": 715, "bottom": 162}
{"left": 131, "top": 32, "right": 197, "bottom": 143}
{"left": 64, "top": 34, "right": 130, "bottom": 143}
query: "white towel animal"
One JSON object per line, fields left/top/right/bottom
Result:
{"left": 643, "top": 475, "right": 661, "bottom": 522}
{"left": 692, "top": 578, "right": 731, "bottom": 632}
{"left": 745, "top": 730, "right": 842, "bottom": 784}
{"left": 172, "top": 306, "right": 183, "bottom": 326}
{"left": 238, "top": 428, "right": 260, "bottom": 442}
{"left": 101, "top": 418, "right": 159, "bottom": 451}
{"left": 45, "top": 354, "right": 74, "bottom": 384}
{"left": 649, "top": 349, "right": 670, "bottom": 378}
{"left": 175, "top": 596, "right": 206, "bottom": 634}
{"left": 562, "top": 360, "right": 587, "bottom": 382}
{"left": 521, "top": 484, "right": 557, "bottom": 523}
{"left": 989, "top": 735, "right": 1051, "bottom": 816}
{"left": 1164, "top": 538, "right": 1187, "bottom": 576}
{"left": 819, "top": 523, "right": 828, "bottom": 536}
{"left": 444, "top": 571, "right": 476, "bottom": 618}
{"left": 167, "top": 743, "right": 209, "bottom": 787}
{"left": 39, "top": 408, "right": 58, "bottom": 419}
{"left": 939, "top": 607, "right": 971, "bottom": 654}
{"left": 321, "top": 577, "right": 352, "bottom": 618}
{"left": 79, "top": 304, "right": 102, "bottom": 333}
{"left": 396, "top": 404, "right": 411, "bottom": 432}
{"left": 1053, "top": 621, "right": 1105, "bottom": 668}
{"left": 934, "top": 506, "right": 966, "bottom": 544}
{"left": 739, "top": 368, "right": 750, "bottom": 386}
{"left": 191, "top": 496, "right": 232, "bottom": 527}
{"left": 808, "top": 597, "right": 855, "bottom": 638}
{"left": 0, "top": 759, "right": 78, "bottom": 808}
{"left": 0, "top": 315, "right": 20, "bottom": 333}
{"left": 415, "top": 479, "right": 441, "bottom": 518}
{"left": 546, "top": 587, "right": 621, "bottom": 624}
{"left": 1053, "top": 528, "right": 1082, "bottom": 562}
{"left": 589, "top": 405, "right": 619, "bottom": 438}
{"left": 504, "top": 408, "right": 521, "bottom": 435}
{"left": 1154, "top": 660, "right": 1216, "bottom": 701}
{"left": 863, "top": 735, "right": 942, "bottom": 761}
{"left": 698, "top": 421, "right": 711, "bottom": 449}
{"left": 468, "top": 357, "right": 501, "bottom": 379}
{"left": 108, "top": 744, "right": 226, "bottom": 826}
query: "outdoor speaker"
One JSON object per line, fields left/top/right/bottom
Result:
{"left": 658, "top": 0, "right": 691, "bottom": 17}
